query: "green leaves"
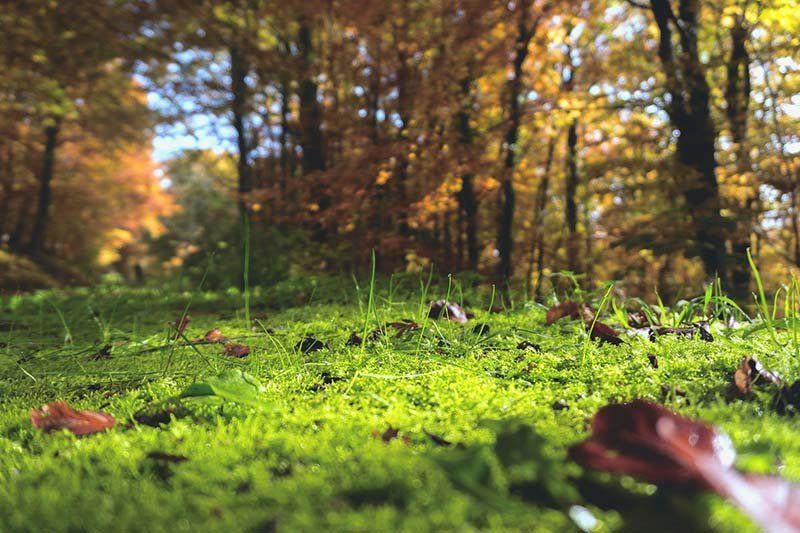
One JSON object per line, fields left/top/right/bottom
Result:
{"left": 181, "top": 369, "right": 266, "bottom": 408}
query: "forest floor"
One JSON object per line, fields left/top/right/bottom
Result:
{"left": 0, "top": 277, "right": 798, "bottom": 532}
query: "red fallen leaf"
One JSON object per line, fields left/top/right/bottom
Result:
{"left": 546, "top": 301, "right": 594, "bottom": 325}
{"left": 30, "top": 401, "right": 115, "bottom": 436}
{"left": 569, "top": 400, "right": 800, "bottom": 532}
{"left": 490, "top": 305, "right": 505, "bottom": 314}
{"left": 223, "top": 343, "right": 250, "bottom": 358}
{"left": 386, "top": 319, "right": 420, "bottom": 336}
{"left": 172, "top": 315, "right": 191, "bottom": 338}
{"left": 733, "top": 357, "right": 782, "bottom": 396}
{"left": 428, "top": 300, "right": 469, "bottom": 324}
{"left": 203, "top": 328, "right": 227, "bottom": 343}
{"left": 588, "top": 320, "right": 624, "bottom": 345}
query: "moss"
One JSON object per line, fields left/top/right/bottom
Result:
{"left": 0, "top": 279, "right": 795, "bottom": 531}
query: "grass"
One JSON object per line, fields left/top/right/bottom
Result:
{"left": 1, "top": 276, "right": 800, "bottom": 532}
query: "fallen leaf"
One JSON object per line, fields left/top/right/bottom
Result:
{"left": 181, "top": 369, "right": 266, "bottom": 407}
{"left": 429, "top": 300, "right": 469, "bottom": 324}
{"left": 203, "top": 328, "right": 227, "bottom": 343}
{"left": 345, "top": 332, "right": 363, "bottom": 346}
{"left": 588, "top": 321, "right": 623, "bottom": 345}
{"left": 30, "top": 401, "right": 115, "bottom": 436}
{"left": 309, "top": 372, "right": 344, "bottom": 391}
{"left": 373, "top": 427, "right": 410, "bottom": 445}
{"left": 387, "top": 319, "right": 420, "bottom": 336}
{"left": 223, "top": 343, "right": 250, "bottom": 358}
{"left": 552, "top": 399, "right": 570, "bottom": 411}
{"left": 650, "top": 323, "right": 713, "bottom": 342}
{"left": 628, "top": 311, "right": 652, "bottom": 329}
{"left": 87, "top": 344, "right": 112, "bottom": 361}
{"left": 296, "top": 336, "right": 327, "bottom": 353}
{"left": 172, "top": 315, "right": 191, "bottom": 338}
{"left": 772, "top": 381, "right": 800, "bottom": 416}
{"left": 648, "top": 353, "right": 658, "bottom": 369}
{"left": 516, "top": 340, "right": 541, "bottom": 351}
{"left": 472, "top": 323, "right": 490, "bottom": 335}
{"left": 734, "top": 357, "right": 783, "bottom": 396}
{"left": 569, "top": 400, "right": 800, "bottom": 532}
{"left": 546, "top": 301, "right": 594, "bottom": 325}
{"left": 490, "top": 305, "right": 506, "bottom": 314}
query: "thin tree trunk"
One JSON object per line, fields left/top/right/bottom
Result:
{"left": 565, "top": 118, "right": 579, "bottom": 273}
{"left": 0, "top": 142, "right": 13, "bottom": 236}
{"left": 29, "top": 118, "right": 60, "bottom": 254}
{"left": 498, "top": 0, "right": 534, "bottom": 287}
{"left": 648, "top": 0, "right": 727, "bottom": 280}
{"left": 230, "top": 45, "right": 251, "bottom": 214}
{"left": 724, "top": 15, "right": 753, "bottom": 301}
{"left": 230, "top": 45, "right": 252, "bottom": 291}
{"left": 394, "top": 48, "right": 411, "bottom": 237}
{"left": 278, "top": 79, "right": 291, "bottom": 203}
{"left": 527, "top": 136, "right": 555, "bottom": 298}
{"left": 298, "top": 20, "right": 326, "bottom": 175}
{"left": 456, "top": 77, "right": 479, "bottom": 271}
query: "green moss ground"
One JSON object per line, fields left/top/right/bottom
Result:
{"left": 1, "top": 278, "right": 798, "bottom": 532}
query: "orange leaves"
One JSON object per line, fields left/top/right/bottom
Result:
{"left": 29, "top": 401, "right": 115, "bottom": 436}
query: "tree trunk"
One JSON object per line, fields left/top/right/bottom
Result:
{"left": 649, "top": 0, "right": 727, "bottom": 281}
{"left": 278, "top": 79, "right": 292, "bottom": 202}
{"left": 497, "top": 0, "right": 534, "bottom": 286}
{"left": 393, "top": 48, "right": 411, "bottom": 237}
{"left": 0, "top": 142, "right": 13, "bottom": 236}
{"left": 724, "top": 15, "right": 754, "bottom": 302}
{"left": 527, "top": 136, "right": 555, "bottom": 299}
{"left": 456, "top": 77, "right": 479, "bottom": 271}
{"left": 28, "top": 118, "right": 60, "bottom": 254}
{"left": 565, "top": 118, "right": 579, "bottom": 273}
{"left": 230, "top": 45, "right": 251, "bottom": 214}
{"left": 298, "top": 20, "right": 326, "bottom": 175}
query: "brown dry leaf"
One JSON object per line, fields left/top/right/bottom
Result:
{"left": 223, "top": 343, "right": 250, "bottom": 358}
{"left": 546, "top": 301, "right": 594, "bottom": 325}
{"left": 203, "top": 328, "right": 227, "bottom": 343}
{"left": 650, "top": 323, "right": 713, "bottom": 342}
{"left": 372, "top": 427, "right": 410, "bottom": 445}
{"left": 296, "top": 336, "right": 327, "bottom": 353}
{"left": 428, "top": 300, "right": 469, "bottom": 324}
{"left": 172, "top": 315, "right": 191, "bottom": 338}
{"left": 569, "top": 400, "right": 800, "bottom": 532}
{"left": 588, "top": 321, "right": 624, "bottom": 345}
{"left": 30, "top": 401, "right": 115, "bottom": 436}
{"left": 733, "top": 357, "right": 782, "bottom": 396}
{"left": 387, "top": 319, "right": 420, "bottom": 337}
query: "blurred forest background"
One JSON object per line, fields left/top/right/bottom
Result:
{"left": 0, "top": 0, "right": 798, "bottom": 301}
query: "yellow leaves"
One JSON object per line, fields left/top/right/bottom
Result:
{"left": 479, "top": 176, "right": 500, "bottom": 193}
{"left": 376, "top": 168, "right": 392, "bottom": 186}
